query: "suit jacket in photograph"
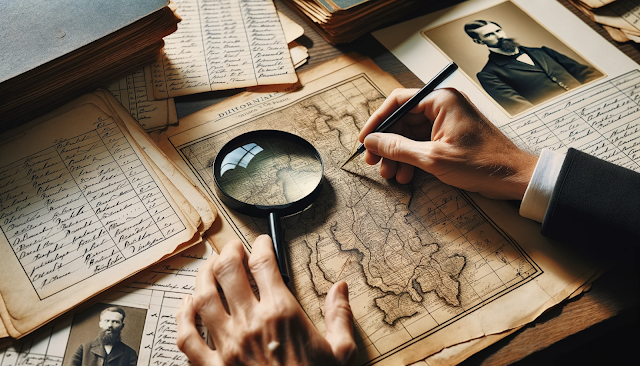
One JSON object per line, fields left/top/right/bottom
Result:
{"left": 70, "top": 337, "right": 138, "bottom": 366}
{"left": 477, "top": 46, "right": 602, "bottom": 115}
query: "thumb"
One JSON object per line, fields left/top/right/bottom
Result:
{"left": 324, "top": 281, "right": 357, "bottom": 365}
{"left": 364, "top": 133, "right": 428, "bottom": 167}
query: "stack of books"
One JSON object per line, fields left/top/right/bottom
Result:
{"left": 0, "top": 0, "right": 181, "bottom": 132}
{"left": 283, "top": 0, "right": 432, "bottom": 44}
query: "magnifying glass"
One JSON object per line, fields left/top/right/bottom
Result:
{"left": 212, "top": 130, "right": 324, "bottom": 284}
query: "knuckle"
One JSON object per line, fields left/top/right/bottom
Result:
{"left": 176, "top": 332, "right": 188, "bottom": 352}
{"left": 191, "top": 292, "right": 210, "bottom": 312}
{"left": 382, "top": 137, "right": 400, "bottom": 159}
{"left": 435, "top": 88, "right": 464, "bottom": 104}
{"left": 176, "top": 331, "right": 197, "bottom": 353}
{"left": 390, "top": 88, "right": 405, "bottom": 97}
{"left": 212, "top": 253, "right": 241, "bottom": 279}
{"left": 248, "top": 251, "right": 273, "bottom": 273}
{"left": 331, "top": 300, "right": 354, "bottom": 319}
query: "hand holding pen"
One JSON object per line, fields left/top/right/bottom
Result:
{"left": 352, "top": 65, "right": 538, "bottom": 200}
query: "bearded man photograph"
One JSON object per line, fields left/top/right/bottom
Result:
{"left": 69, "top": 307, "right": 138, "bottom": 366}
{"left": 464, "top": 19, "right": 602, "bottom": 115}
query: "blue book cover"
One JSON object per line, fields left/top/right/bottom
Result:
{"left": 316, "top": 0, "right": 372, "bottom": 13}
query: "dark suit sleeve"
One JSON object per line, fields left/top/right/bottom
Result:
{"left": 477, "top": 71, "right": 534, "bottom": 115}
{"left": 541, "top": 148, "right": 640, "bottom": 260}
{"left": 541, "top": 46, "right": 601, "bottom": 84}
{"left": 70, "top": 344, "right": 83, "bottom": 366}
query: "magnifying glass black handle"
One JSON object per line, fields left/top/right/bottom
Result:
{"left": 268, "top": 212, "right": 290, "bottom": 284}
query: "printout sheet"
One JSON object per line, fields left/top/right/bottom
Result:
{"left": 0, "top": 242, "right": 213, "bottom": 366}
{"left": 151, "top": 0, "right": 298, "bottom": 99}
{"left": 372, "top": 0, "right": 640, "bottom": 362}
{"left": 107, "top": 67, "right": 178, "bottom": 132}
{"left": 147, "top": 55, "right": 600, "bottom": 365}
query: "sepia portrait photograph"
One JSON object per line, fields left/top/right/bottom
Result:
{"left": 63, "top": 303, "right": 147, "bottom": 366}
{"left": 422, "top": 0, "right": 605, "bottom": 117}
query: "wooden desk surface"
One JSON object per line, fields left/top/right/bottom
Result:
{"left": 175, "top": 0, "right": 640, "bottom": 364}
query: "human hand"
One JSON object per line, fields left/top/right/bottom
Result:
{"left": 358, "top": 88, "right": 538, "bottom": 200}
{"left": 176, "top": 235, "right": 357, "bottom": 366}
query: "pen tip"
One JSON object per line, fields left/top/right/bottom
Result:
{"left": 340, "top": 157, "right": 352, "bottom": 169}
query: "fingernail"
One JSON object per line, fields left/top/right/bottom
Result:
{"left": 182, "top": 295, "right": 189, "bottom": 305}
{"left": 364, "top": 134, "right": 380, "bottom": 154}
{"left": 337, "top": 281, "right": 349, "bottom": 300}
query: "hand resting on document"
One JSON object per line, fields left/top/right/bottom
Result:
{"left": 176, "top": 235, "right": 357, "bottom": 366}
{"left": 359, "top": 88, "right": 538, "bottom": 200}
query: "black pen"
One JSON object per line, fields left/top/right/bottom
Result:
{"left": 340, "top": 61, "right": 458, "bottom": 168}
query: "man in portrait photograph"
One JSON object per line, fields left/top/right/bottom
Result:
{"left": 69, "top": 307, "right": 138, "bottom": 366}
{"left": 464, "top": 19, "right": 602, "bottom": 115}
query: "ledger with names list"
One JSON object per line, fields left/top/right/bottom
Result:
{"left": 0, "top": 117, "right": 185, "bottom": 299}
{"left": 151, "top": 0, "right": 297, "bottom": 98}
{"left": 502, "top": 70, "right": 640, "bottom": 170}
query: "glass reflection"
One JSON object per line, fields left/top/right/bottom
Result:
{"left": 220, "top": 143, "right": 263, "bottom": 175}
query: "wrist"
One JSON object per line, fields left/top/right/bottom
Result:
{"left": 512, "top": 152, "right": 538, "bottom": 200}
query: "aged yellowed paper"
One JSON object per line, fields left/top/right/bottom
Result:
{"left": 0, "top": 240, "right": 216, "bottom": 364}
{"left": 151, "top": 0, "right": 298, "bottom": 99}
{"left": 0, "top": 97, "right": 200, "bottom": 338}
{"left": 289, "top": 41, "right": 309, "bottom": 68}
{"left": 97, "top": 90, "right": 218, "bottom": 233}
{"left": 279, "top": 11, "right": 305, "bottom": 43}
{"left": 150, "top": 55, "right": 600, "bottom": 365}
{"left": 106, "top": 67, "right": 178, "bottom": 132}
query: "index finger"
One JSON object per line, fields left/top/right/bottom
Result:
{"left": 359, "top": 88, "right": 420, "bottom": 142}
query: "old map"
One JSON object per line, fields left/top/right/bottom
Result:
{"left": 177, "top": 74, "right": 541, "bottom": 364}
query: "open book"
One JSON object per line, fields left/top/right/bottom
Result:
{"left": 0, "top": 90, "right": 217, "bottom": 340}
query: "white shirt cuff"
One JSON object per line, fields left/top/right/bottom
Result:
{"left": 519, "top": 149, "right": 565, "bottom": 223}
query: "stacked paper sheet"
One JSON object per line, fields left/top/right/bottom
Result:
{"left": 102, "top": 5, "right": 308, "bottom": 134}
{"left": 570, "top": 0, "right": 640, "bottom": 43}
{"left": 282, "top": 0, "right": 434, "bottom": 44}
{"left": 0, "top": 90, "right": 217, "bottom": 341}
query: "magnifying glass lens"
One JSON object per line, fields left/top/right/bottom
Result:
{"left": 213, "top": 130, "right": 324, "bottom": 285}
{"left": 217, "top": 135, "right": 322, "bottom": 207}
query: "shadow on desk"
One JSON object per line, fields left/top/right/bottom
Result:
{"left": 461, "top": 268, "right": 639, "bottom": 366}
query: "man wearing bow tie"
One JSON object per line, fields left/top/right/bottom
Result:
{"left": 465, "top": 20, "right": 602, "bottom": 115}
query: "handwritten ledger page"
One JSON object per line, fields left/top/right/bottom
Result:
{"left": 151, "top": 0, "right": 298, "bottom": 99}
{"left": 107, "top": 66, "right": 178, "bottom": 132}
{"left": 0, "top": 241, "right": 214, "bottom": 366}
{"left": 141, "top": 55, "right": 600, "bottom": 365}
{"left": 0, "top": 94, "right": 203, "bottom": 339}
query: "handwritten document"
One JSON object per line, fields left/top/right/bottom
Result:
{"left": 0, "top": 116, "right": 185, "bottom": 298}
{"left": 107, "top": 67, "right": 178, "bottom": 132}
{"left": 150, "top": 55, "right": 601, "bottom": 365}
{"left": 0, "top": 94, "right": 199, "bottom": 339}
{"left": 502, "top": 70, "right": 640, "bottom": 170}
{"left": 0, "top": 242, "right": 213, "bottom": 366}
{"left": 151, "top": 0, "right": 297, "bottom": 99}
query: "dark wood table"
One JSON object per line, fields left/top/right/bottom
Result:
{"left": 175, "top": 1, "right": 640, "bottom": 364}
